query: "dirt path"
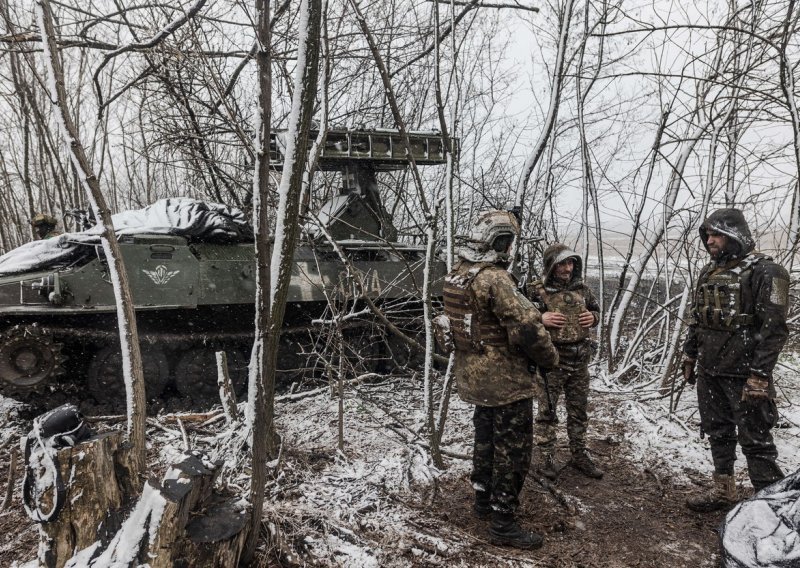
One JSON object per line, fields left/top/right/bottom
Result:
{"left": 432, "top": 434, "right": 724, "bottom": 567}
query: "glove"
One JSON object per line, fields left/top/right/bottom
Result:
{"left": 682, "top": 358, "right": 696, "bottom": 386}
{"left": 741, "top": 376, "right": 770, "bottom": 403}
{"left": 432, "top": 314, "right": 454, "bottom": 354}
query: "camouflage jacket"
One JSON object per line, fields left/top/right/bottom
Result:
{"left": 445, "top": 260, "right": 558, "bottom": 407}
{"left": 525, "top": 243, "right": 600, "bottom": 347}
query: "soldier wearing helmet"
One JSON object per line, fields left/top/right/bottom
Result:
{"left": 31, "top": 213, "right": 61, "bottom": 240}
{"left": 442, "top": 209, "right": 558, "bottom": 549}
{"left": 526, "top": 244, "right": 603, "bottom": 481}
{"left": 683, "top": 208, "right": 789, "bottom": 512}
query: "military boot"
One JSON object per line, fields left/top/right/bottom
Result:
{"left": 473, "top": 490, "right": 491, "bottom": 519}
{"left": 537, "top": 452, "right": 559, "bottom": 481}
{"left": 488, "top": 511, "right": 543, "bottom": 550}
{"left": 569, "top": 450, "right": 604, "bottom": 479}
{"left": 686, "top": 472, "right": 739, "bottom": 513}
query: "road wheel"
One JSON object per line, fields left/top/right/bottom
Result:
{"left": 174, "top": 347, "right": 248, "bottom": 406}
{"left": 87, "top": 345, "right": 170, "bottom": 406}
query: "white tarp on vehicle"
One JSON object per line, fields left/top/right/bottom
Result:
{"left": 0, "top": 198, "right": 252, "bottom": 276}
{"left": 720, "top": 468, "right": 800, "bottom": 568}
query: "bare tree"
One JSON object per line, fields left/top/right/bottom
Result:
{"left": 35, "top": 0, "right": 147, "bottom": 477}
{"left": 244, "top": 0, "right": 321, "bottom": 560}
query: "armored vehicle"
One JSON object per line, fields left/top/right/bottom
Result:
{"left": 0, "top": 129, "right": 451, "bottom": 410}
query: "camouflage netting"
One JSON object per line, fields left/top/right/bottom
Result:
{"left": 720, "top": 468, "right": 800, "bottom": 567}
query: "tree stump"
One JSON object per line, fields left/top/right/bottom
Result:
{"left": 38, "top": 431, "right": 137, "bottom": 568}
{"left": 143, "top": 453, "right": 248, "bottom": 568}
{"left": 32, "top": 434, "right": 250, "bottom": 567}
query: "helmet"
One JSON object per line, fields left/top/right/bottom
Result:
{"left": 31, "top": 213, "right": 57, "bottom": 227}
{"left": 468, "top": 210, "right": 520, "bottom": 252}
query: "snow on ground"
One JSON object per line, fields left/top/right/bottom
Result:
{"left": 268, "top": 379, "right": 477, "bottom": 566}
{"left": 5, "top": 353, "right": 800, "bottom": 566}
{"left": 599, "top": 352, "right": 800, "bottom": 490}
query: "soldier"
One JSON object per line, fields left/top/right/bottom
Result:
{"left": 527, "top": 244, "right": 604, "bottom": 480}
{"left": 683, "top": 208, "right": 789, "bottom": 512}
{"left": 443, "top": 210, "right": 558, "bottom": 549}
{"left": 31, "top": 213, "right": 61, "bottom": 240}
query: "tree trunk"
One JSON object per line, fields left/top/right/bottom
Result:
{"left": 243, "top": 0, "right": 273, "bottom": 561}
{"left": 36, "top": 0, "right": 147, "bottom": 477}
{"left": 37, "top": 432, "right": 137, "bottom": 568}
{"left": 244, "top": 0, "right": 321, "bottom": 561}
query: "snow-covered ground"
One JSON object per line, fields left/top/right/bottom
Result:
{"left": 4, "top": 353, "right": 800, "bottom": 566}
{"left": 612, "top": 353, "right": 800, "bottom": 488}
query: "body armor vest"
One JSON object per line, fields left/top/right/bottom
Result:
{"left": 443, "top": 262, "right": 508, "bottom": 353}
{"left": 532, "top": 281, "right": 589, "bottom": 344}
{"left": 693, "top": 254, "right": 764, "bottom": 331}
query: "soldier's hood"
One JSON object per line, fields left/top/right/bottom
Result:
{"left": 456, "top": 243, "right": 511, "bottom": 265}
{"left": 699, "top": 209, "right": 754, "bottom": 261}
{"left": 542, "top": 243, "right": 583, "bottom": 285}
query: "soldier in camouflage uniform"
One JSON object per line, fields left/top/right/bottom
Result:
{"left": 443, "top": 210, "right": 558, "bottom": 550}
{"left": 527, "top": 244, "right": 603, "bottom": 480}
{"left": 31, "top": 213, "right": 61, "bottom": 240}
{"left": 683, "top": 208, "right": 789, "bottom": 512}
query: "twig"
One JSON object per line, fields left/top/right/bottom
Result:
{"left": 667, "top": 412, "right": 694, "bottom": 435}
{"left": 177, "top": 418, "right": 189, "bottom": 452}
{"left": 94, "top": 0, "right": 208, "bottom": 115}
{"left": 530, "top": 471, "right": 577, "bottom": 514}
{"left": 425, "top": 0, "right": 538, "bottom": 11}
{"left": 162, "top": 411, "right": 223, "bottom": 423}
{"left": 2, "top": 448, "right": 16, "bottom": 510}
{"left": 276, "top": 373, "right": 383, "bottom": 403}
{"left": 85, "top": 414, "right": 126, "bottom": 423}
{"left": 216, "top": 350, "right": 239, "bottom": 424}
{"left": 644, "top": 467, "right": 664, "bottom": 496}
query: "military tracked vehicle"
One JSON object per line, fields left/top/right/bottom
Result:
{"left": 0, "top": 129, "right": 452, "bottom": 411}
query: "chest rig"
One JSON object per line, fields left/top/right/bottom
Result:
{"left": 531, "top": 281, "right": 589, "bottom": 344}
{"left": 693, "top": 253, "right": 764, "bottom": 331}
{"left": 443, "top": 262, "right": 508, "bottom": 353}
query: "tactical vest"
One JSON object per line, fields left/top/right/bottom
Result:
{"left": 531, "top": 281, "right": 589, "bottom": 344}
{"left": 692, "top": 253, "right": 764, "bottom": 332}
{"left": 443, "top": 262, "right": 508, "bottom": 353}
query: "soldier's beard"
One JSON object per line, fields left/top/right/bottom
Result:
{"left": 554, "top": 270, "right": 572, "bottom": 283}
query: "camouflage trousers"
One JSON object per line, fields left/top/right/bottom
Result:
{"left": 697, "top": 372, "right": 783, "bottom": 489}
{"left": 471, "top": 398, "right": 533, "bottom": 514}
{"left": 535, "top": 341, "right": 591, "bottom": 456}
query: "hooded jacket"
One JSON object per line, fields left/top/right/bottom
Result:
{"left": 698, "top": 208, "right": 755, "bottom": 262}
{"left": 684, "top": 209, "right": 789, "bottom": 380}
{"left": 526, "top": 244, "right": 600, "bottom": 345}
